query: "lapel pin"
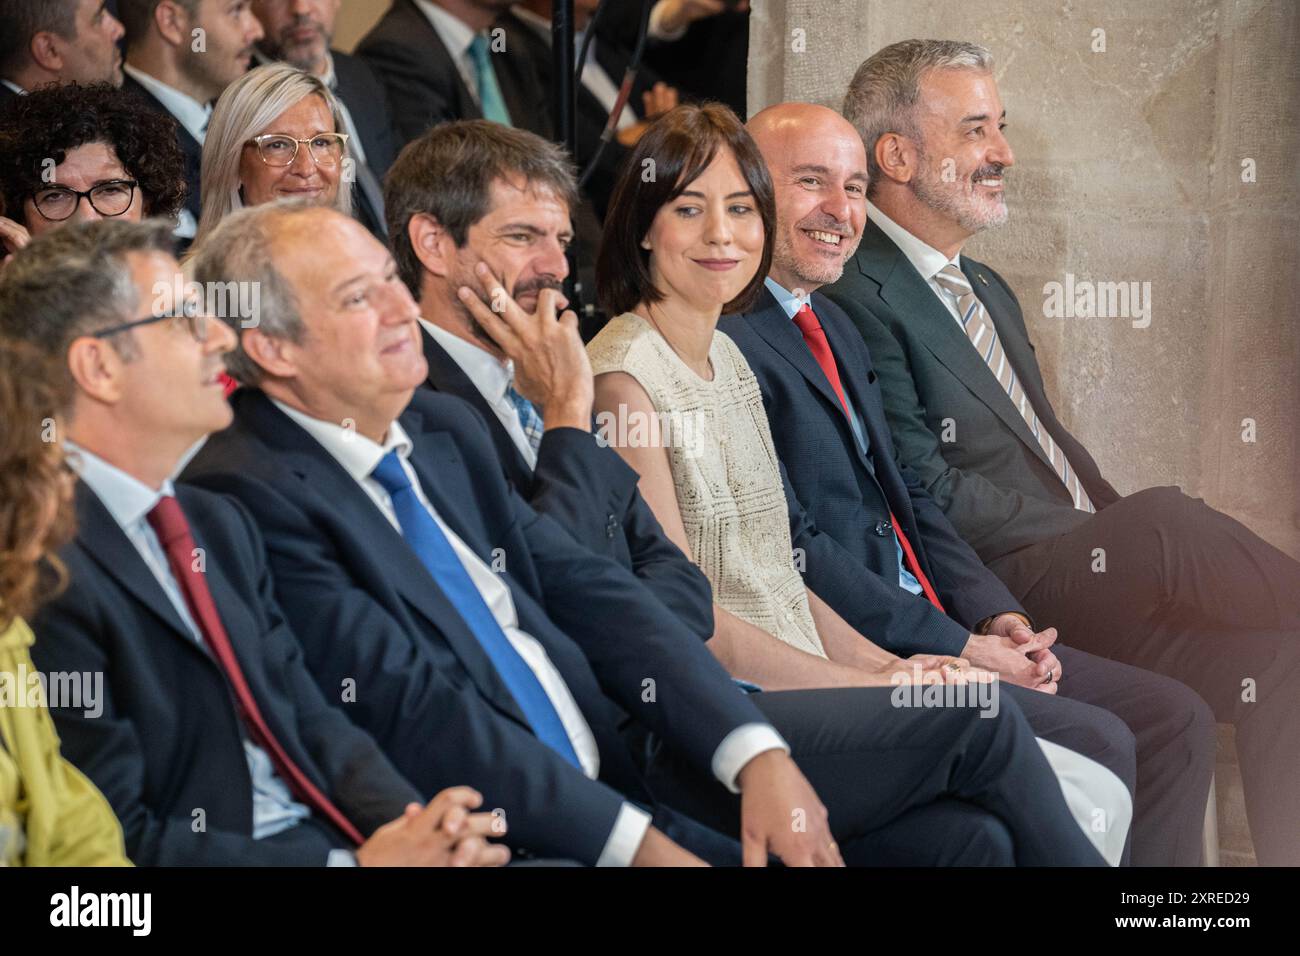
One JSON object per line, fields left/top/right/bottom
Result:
{"left": 977, "top": 272, "right": 989, "bottom": 286}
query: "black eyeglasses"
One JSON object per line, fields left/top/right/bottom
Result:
{"left": 245, "top": 132, "right": 349, "bottom": 168}
{"left": 90, "top": 299, "right": 211, "bottom": 343}
{"left": 31, "top": 180, "right": 139, "bottom": 222}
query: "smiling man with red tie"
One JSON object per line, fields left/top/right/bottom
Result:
{"left": 0, "top": 219, "right": 510, "bottom": 867}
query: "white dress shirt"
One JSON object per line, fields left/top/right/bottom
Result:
{"left": 421, "top": 319, "right": 538, "bottom": 468}
{"left": 414, "top": 0, "right": 490, "bottom": 106}
{"left": 867, "top": 200, "right": 971, "bottom": 328}
{"left": 272, "top": 402, "right": 667, "bottom": 865}
{"left": 122, "top": 63, "right": 208, "bottom": 240}
{"left": 63, "top": 443, "right": 335, "bottom": 853}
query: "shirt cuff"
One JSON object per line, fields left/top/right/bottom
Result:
{"left": 649, "top": 2, "right": 690, "bottom": 41}
{"left": 712, "top": 723, "right": 790, "bottom": 794}
{"left": 326, "top": 848, "right": 358, "bottom": 867}
{"left": 595, "top": 802, "right": 653, "bottom": 867}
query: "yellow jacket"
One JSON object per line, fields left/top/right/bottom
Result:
{"left": 0, "top": 616, "right": 130, "bottom": 866}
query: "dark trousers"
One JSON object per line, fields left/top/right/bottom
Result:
{"left": 641, "top": 686, "right": 1107, "bottom": 866}
{"left": 991, "top": 485, "right": 1300, "bottom": 865}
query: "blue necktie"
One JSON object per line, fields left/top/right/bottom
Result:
{"left": 370, "top": 450, "right": 580, "bottom": 768}
{"left": 467, "top": 33, "right": 512, "bottom": 126}
{"left": 506, "top": 383, "right": 544, "bottom": 455}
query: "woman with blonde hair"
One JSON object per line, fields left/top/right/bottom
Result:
{"left": 193, "top": 62, "right": 353, "bottom": 248}
{"left": 0, "top": 339, "right": 130, "bottom": 866}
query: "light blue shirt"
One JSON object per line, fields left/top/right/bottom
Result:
{"left": 65, "top": 443, "right": 356, "bottom": 864}
{"left": 762, "top": 278, "right": 923, "bottom": 597}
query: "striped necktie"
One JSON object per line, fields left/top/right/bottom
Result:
{"left": 506, "top": 383, "right": 544, "bottom": 456}
{"left": 933, "top": 263, "right": 1094, "bottom": 513}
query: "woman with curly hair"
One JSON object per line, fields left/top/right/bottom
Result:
{"left": 0, "top": 81, "right": 186, "bottom": 263}
{"left": 0, "top": 338, "right": 130, "bottom": 865}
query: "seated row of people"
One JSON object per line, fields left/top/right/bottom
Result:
{"left": 1, "top": 35, "right": 1296, "bottom": 867}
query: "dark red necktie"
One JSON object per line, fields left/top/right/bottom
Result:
{"left": 146, "top": 495, "right": 364, "bottom": 846}
{"left": 791, "top": 303, "right": 945, "bottom": 612}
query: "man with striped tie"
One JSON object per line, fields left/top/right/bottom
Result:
{"left": 824, "top": 39, "right": 1300, "bottom": 865}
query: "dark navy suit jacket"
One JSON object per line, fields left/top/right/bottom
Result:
{"left": 419, "top": 327, "right": 714, "bottom": 640}
{"left": 181, "top": 388, "right": 764, "bottom": 864}
{"left": 31, "top": 482, "right": 419, "bottom": 866}
{"left": 720, "top": 287, "right": 1023, "bottom": 657}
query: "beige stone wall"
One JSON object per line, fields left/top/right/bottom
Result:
{"left": 749, "top": 0, "right": 1300, "bottom": 558}
{"left": 335, "top": 0, "right": 388, "bottom": 52}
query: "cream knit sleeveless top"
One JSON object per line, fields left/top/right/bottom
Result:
{"left": 588, "top": 313, "right": 825, "bottom": 658}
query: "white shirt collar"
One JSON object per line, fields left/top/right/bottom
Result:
{"left": 867, "top": 199, "right": 963, "bottom": 282}
{"left": 0, "top": 78, "right": 25, "bottom": 96}
{"left": 762, "top": 276, "right": 813, "bottom": 321}
{"left": 415, "top": 0, "right": 480, "bottom": 56}
{"left": 65, "top": 441, "right": 174, "bottom": 531}
{"left": 420, "top": 318, "right": 515, "bottom": 406}
{"left": 123, "top": 62, "right": 212, "bottom": 144}
{"left": 269, "top": 399, "right": 412, "bottom": 484}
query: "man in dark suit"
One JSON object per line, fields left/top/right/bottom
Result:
{"left": 251, "top": 0, "right": 398, "bottom": 237}
{"left": 0, "top": 0, "right": 126, "bottom": 97}
{"left": 0, "top": 218, "right": 510, "bottom": 867}
{"left": 719, "top": 101, "right": 1216, "bottom": 866}
{"left": 356, "top": 0, "right": 549, "bottom": 146}
{"left": 117, "top": 0, "right": 265, "bottom": 238}
{"left": 181, "top": 200, "right": 1113, "bottom": 867}
{"left": 825, "top": 39, "right": 1300, "bottom": 864}
{"left": 387, "top": 118, "right": 712, "bottom": 640}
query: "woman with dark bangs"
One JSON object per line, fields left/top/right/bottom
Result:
{"left": 0, "top": 339, "right": 130, "bottom": 865}
{"left": 0, "top": 82, "right": 186, "bottom": 262}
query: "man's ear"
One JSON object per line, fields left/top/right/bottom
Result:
{"left": 154, "top": 0, "right": 192, "bottom": 48}
{"left": 874, "top": 132, "right": 917, "bottom": 186}
{"left": 27, "top": 31, "right": 64, "bottom": 74}
{"left": 408, "top": 212, "right": 454, "bottom": 281}
{"left": 241, "top": 327, "right": 298, "bottom": 381}
{"left": 66, "top": 337, "right": 129, "bottom": 406}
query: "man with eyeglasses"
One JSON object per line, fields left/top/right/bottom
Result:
{"left": 0, "top": 82, "right": 186, "bottom": 265}
{"left": 0, "top": 218, "right": 513, "bottom": 868}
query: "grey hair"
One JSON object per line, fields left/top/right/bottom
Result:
{"left": 194, "top": 62, "right": 352, "bottom": 248}
{"left": 842, "top": 39, "right": 994, "bottom": 194}
{"left": 188, "top": 200, "right": 310, "bottom": 386}
{"left": 0, "top": 219, "right": 176, "bottom": 369}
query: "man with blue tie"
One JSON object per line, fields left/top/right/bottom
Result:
{"left": 181, "top": 200, "right": 1114, "bottom": 867}
{"left": 386, "top": 119, "right": 716, "bottom": 639}
{"left": 0, "top": 219, "right": 511, "bottom": 867}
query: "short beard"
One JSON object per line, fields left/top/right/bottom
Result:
{"left": 910, "top": 149, "right": 1009, "bottom": 235}
{"left": 773, "top": 230, "right": 844, "bottom": 290}
{"left": 450, "top": 268, "right": 564, "bottom": 349}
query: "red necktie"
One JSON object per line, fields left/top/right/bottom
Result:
{"left": 791, "top": 303, "right": 945, "bottom": 612}
{"left": 146, "top": 495, "right": 364, "bottom": 846}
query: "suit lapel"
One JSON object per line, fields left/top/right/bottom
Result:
{"left": 73, "top": 482, "right": 203, "bottom": 650}
{"left": 237, "top": 392, "right": 530, "bottom": 728}
{"left": 743, "top": 288, "right": 853, "bottom": 423}
{"left": 419, "top": 328, "right": 532, "bottom": 490}
{"left": 857, "top": 222, "right": 1054, "bottom": 472}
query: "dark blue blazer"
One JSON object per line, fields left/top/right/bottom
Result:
{"left": 419, "top": 327, "right": 714, "bottom": 640}
{"left": 121, "top": 73, "right": 202, "bottom": 229}
{"left": 720, "top": 288, "right": 1023, "bottom": 657}
{"left": 30, "top": 481, "right": 419, "bottom": 866}
{"left": 181, "top": 388, "right": 763, "bottom": 864}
